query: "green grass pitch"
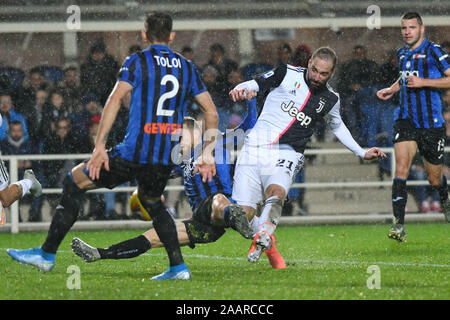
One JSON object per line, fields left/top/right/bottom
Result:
{"left": 0, "top": 223, "right": 448, "bottom": 300}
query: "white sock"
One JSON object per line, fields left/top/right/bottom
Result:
{"left": 250, "top": 216, "right": 260, "bottom": 232}
{"left": 17, "top": 179, "right": 33, "bottom": 197}
{"left": 257, "top": 196, "right": 283, "bottom": 235}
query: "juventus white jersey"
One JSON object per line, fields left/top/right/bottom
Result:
{"left": 235, "top": 64, "right": 365, "bottom": 158}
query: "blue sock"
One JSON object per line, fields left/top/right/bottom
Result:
{"left": 222, "top": 206, "right": 231, "bottom": 227}
{"left": 39, "top": 247, "right": 56, "bottom": 261}
{"left": 170, "top": 263, "right": 189, "bottom": 272}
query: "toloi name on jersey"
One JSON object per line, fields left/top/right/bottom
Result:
{"left": 153, "top": 56, "right": 182, "bottom": 68}
{"left": 281, "top": 100, "right": 312, "bottom": 126}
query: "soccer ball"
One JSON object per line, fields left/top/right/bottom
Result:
{"left": 129, "top": 189, "right": 152, "bottom": 221}
{"left": 129, "top": 190, "right": 165, "bottom": 221}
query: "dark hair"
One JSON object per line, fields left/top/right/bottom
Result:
{"left": 145, "top": 12, "right": 173, "bottom": 43}
{"left": 278, "top": 43, "right": 292, "bottom": 53}
{"left": 29, "top": 66, "right": 42, "bottom": 76}
{"left": 9, "top": 120, "right": 23, "bottom": 128}
{"left": 49, "top": 88, "right": 63, "bottom": 97}
{"left": 353, "top": 44, "right": 366, "bottom": 52}
{"left": 0, "top": 92, "right": 11, "bottom": 98}
{"left": 63, "top": 66, "right": 78, "bottom": 75}
{"left": 56, "top": 116, "right": 71, "bottom": 127}
{"left": 128, "top": 44, "right": 142, "bottom": 55}
{"left": 311, "top": 47, "right": 338, "bottom": 70}
{"left": 90, "top": 39, "right": 106, "bottom": 54}
{"left": 210, "top": 43, "right": 225, "bottom": 54}
{"left": 401, "top": 12, "right": 423, "bottom": 25}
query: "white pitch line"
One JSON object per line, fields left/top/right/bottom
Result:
{"left": 2, "top": 249, "right": 449, "bottom": 268}
{"left": 145, "top": 253, "right": 450, "bottom": 269}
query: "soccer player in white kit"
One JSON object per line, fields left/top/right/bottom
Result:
{"left": 229, "top": 47, "right": 387, "bottom": 263}
{"left": 0, "top": 114, "right": 42, "bottom": 225}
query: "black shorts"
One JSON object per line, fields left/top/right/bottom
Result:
{"left": 84, "top": 150, "right": 173, "bottom": 197}
{"left": 182, "top": 193, "right": 228, "bottom": 248}
{"left": 393, "top": 120, "right": 445, "bottom": 165}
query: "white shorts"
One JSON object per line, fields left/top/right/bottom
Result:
{"left": 0, "top": 158, "right": 10, "bottom": 192}
{"left": 232, "top": 144, "right": 304, "bottom": 209}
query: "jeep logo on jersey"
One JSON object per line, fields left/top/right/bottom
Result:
{"left": 281, "top": 101, "right": 312, "bottom": 126}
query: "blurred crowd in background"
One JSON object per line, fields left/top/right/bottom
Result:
{"left": 1, "top": 38, "right": 449, "bottom": 221}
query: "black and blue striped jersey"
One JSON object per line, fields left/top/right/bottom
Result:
{"left": 175, "top": 99, "right": 258, "bottom": 212}
{"left": 114, "top": 44, "right": 207, "bottom": 165}
{"left": 396, "top": 38, "right": 450, "bottom": 128}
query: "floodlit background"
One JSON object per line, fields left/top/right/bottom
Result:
{"left": 0, "top": 1, "right": 449, "bottom": 229}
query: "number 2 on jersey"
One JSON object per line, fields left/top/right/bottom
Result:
{"left": 157, "top": 74, "right": 179, "bottom": 117}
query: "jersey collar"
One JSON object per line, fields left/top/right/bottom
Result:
{"left": 148, "top": 43, "right": 170, "bottom": 50}
{"left": 407, "top": 37, "right": 428, "bottom": 54}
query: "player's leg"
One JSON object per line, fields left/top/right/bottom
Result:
{"left": 248, "top": 150, "right": 303, "bottom": 265}
{"left": 0, "top": 157, "right": 41, "bottom": 207}
{"left": 136, "top": 166, "right": 190, "bottom": 280}
{"left": 210, "top": 193, "right": 253, "bottom": 239}
{"left": 256, "top": 150, "right": 304, "bottom": 238}
{"left": 389, "top": 141, "right": 417, "bottom": 242}
{"left": 7, "top": 163, "right": 94, "bottom": 272}
{"left": 247, "top": 183, "right": 286, "bottom": 264}
{"left": 71, "top": 221, "right": 187, "bottom": 263}
{"left": 231, "top": 154, "right": 262, "bottom": 229}
{"left": 418, "top": 129, "right": 449, "bottom": 222}
{"left": 72, "top": 219, "right": 226, "bottom": 263}
{"left": 423, "top": 161, "right": 449, "bottom": 222}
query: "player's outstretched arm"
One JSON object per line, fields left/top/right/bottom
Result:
{"left": 86, "top": 81, "right": 132, "bottom": 181}
{"left": 363, "top": 147, "right": 387, "bottom": 160}
{"left": 229, "top": 80, "right": 259, "bottom": 102}
{"left": 193, "top": 91, "right": 218, "bottom": 182}
{"left": 377, "top": 77, "right": 400, "bottom": 101}
{"left": 326, "top": 100, "right": 386, "bottom": 160}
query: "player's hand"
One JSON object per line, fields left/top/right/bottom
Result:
{"left": 406, "top": 75, "right": 425, "bottom": 88}
{"left": 86, "top": 145, "right": 109, "bottom": 181}
{"left": 193, "top": 154, "right": 216, "bottom": 183}
{"left": 229, "top": 88, "right": 257, "bottom": 102}
{"left": 363, "top": 147, "right": 387, "bottom": 160}
{"left": 376, "top": 87, "right": 394, "bottom": 100}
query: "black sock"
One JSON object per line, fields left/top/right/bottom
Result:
{"left": 143, "top": 199, "right": 184, "bottom": 267}
{"left": 392, "top": 178, "right": 407, "bottom": 225}
{"left": 42, "top": 175, "right": 85, "bottom": 254}
{"left": 434, "top": 175, "right": 449, "bottom": 204}
{"left": 98, "top": 235, "right": 151, "bottom": 259}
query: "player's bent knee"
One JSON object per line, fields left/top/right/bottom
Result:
{"left": 182, "top": 219, "right": 225, "bottom": 248}
{"left": 428, "top": 176, "right": 442, "bottom": 188}
{"left": 0, "top": 190, "right": 13, "bottom": 208}
{"left": 211, "top": 193, "right": 229, "bottom": 210}
{"left": 71, "top": 163, "right": 94, "bottom": 189}
{"left": 265, "top": 184, "right": 286, "bottom": 201}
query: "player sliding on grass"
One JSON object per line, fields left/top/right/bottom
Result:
{"left": 7, "top": 12, "right": 218, "bottom": 280}
{"left": 377, "top": 12, "right": 450, "bottom": 242}
{"left": 229, "top": 47, "right": 387, "bottom": 264}
{"left": 71, "top": 101, "right": 286, "bottom": 269}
